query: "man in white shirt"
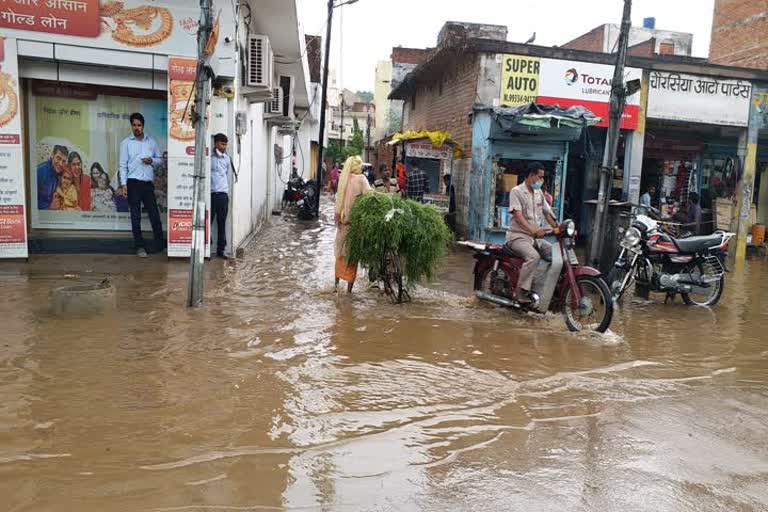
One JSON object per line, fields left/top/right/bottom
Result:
{"left": 118, "top": 113, "right": 165, "bottom": 258}
{"left": 210, "top": 133, "right": 231, "bottom": 259}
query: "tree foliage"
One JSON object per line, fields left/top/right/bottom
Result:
{"left": 347, "top": 193, "right": 453, "bottom": 284}
{"left": 356, "top": 91, "right": 374, "bottom": 103}
{"left": 326, "top": 119, "right": 365, "bottom": 163}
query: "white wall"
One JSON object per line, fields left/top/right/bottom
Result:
{"left": 295, "top": 120, "right": 313, "bottom": 181}
{"left": 230, "top": 102, "right": 271, "bottom": 249}
{"left": 373, "top": 60, "right": 393, "bottom": 142}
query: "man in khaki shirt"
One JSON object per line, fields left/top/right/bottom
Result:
{"left": 506, "top": 162, "right": 560, "bottom": 304}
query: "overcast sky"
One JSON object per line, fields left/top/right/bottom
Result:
{"left": 297, "top": 0, "right": 715, "bottom": 93}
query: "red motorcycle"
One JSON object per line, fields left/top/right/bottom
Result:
{"left": 460, "top": 220, "right": 614, "bottom": 333}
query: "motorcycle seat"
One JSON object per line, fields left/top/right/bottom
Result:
{"left": 673, "top": 234, "right": 722, "bottom": 253}
{"left": 502, "top": 243, "right": 552, "bottom": 263}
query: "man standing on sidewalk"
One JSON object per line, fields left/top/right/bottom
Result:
{"left": 210, "top": 133, "right": 230, "bottom": 259}
{"left": 118, "top": 113, "right": 165, "bottom": 258}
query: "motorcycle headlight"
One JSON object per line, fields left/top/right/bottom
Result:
{"left": 623, "top": 227, "right": 642, "bottom": 247}
{"left": 564, "top": 220, "right": 576, "bottom": 237}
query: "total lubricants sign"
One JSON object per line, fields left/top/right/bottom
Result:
{"left": 499, "top": 54, "right": 642, "bottom": 130}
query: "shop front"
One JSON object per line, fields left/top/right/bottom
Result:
{"left": 469, "top": 104, "right": 600, "bottom": 244}
{"left": 465, "top": 53, "right": 642, "bottom": 244}
{"left": 0, "top": 0, "right": 235, "bottom": 258}
{"left": 644, "top": 71, "right": 753, "bottom": 235}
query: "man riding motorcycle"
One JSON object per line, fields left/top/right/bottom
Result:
{"left": 506, "top": 162, "right": 560, "bottom": 304}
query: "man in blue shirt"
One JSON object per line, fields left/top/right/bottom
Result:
{"left": 639, "top": 184, "right": 656, "bottom": 215}
{"left": 118, "top": 113, "right": 165, "bottom": 258}
{"left": 37, "top": 145, "right": 68, "bottom": 210}
{"left": 210, "top": 133, "right": 231, "bottom": 259}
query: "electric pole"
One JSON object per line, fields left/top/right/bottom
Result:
{"left": 314, "top": 0, "right": 335, "bottom": 217}
{"left": 187, "top": 0, "right": 213, "bottom": 307}
{"left": 589, "top": 0, "right": 633, "bottom": 268}
{"left": 366, "top": 110, "right": 371, "bottom": 163}
{"left": 340, "top": 94, "right": 345, "bottom": 147}
{"left": 314, "top": 0, "right": 359, "bottom": 217}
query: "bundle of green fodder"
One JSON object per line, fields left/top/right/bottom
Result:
{"left": 347, "top": 192, "right": 453, "bottom": 283}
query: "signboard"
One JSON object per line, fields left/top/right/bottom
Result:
{"left": 753, "top": 88, "right": 768, "bottom": 131}
{"left": 166, "top": 56, "right": 209, "bottom": 258}
{"left": 29, "top": 83, "right": 167, "bottom": 230}
{"left": 0, "top": 0, "right": 100, "bottom": 38}
{"left": 0, "top": 0, "right": 199, "bottom": 57}
{"left": 0, "top": 38, "right": 27, "bottom": 258}
{"left": 647, "top": 71, "right": 752, "bottom": 127}
{"left": 405, "top": 142, "right": 453, "bottom": 160}
{"left": 499, "top": 54, "right": 642, "bottom": 130}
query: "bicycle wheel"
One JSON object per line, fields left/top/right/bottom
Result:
{"left": 382, "top": 249, "right": 409, "bottom": 304}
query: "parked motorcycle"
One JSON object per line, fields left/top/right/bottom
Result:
{"left": 460, "top": 220, "right": 614, "bottom": 333}
{"left": 282, "top": 171, "right": 318, "bottom": 220}
{"left": 607, "top": 209, "right": 734, "bottom": 306}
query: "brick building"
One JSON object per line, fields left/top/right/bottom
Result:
{"left": 373, "top": 46, "right": 432, "bottom": 168}
{"left": 562, "top": 20, "right": 692, "bottom": 57}
{"left": 709, "top": 0, "right": 768, "bottom": 69}
{"left": 390, "top": 21, "right": 768, "bottom": 248}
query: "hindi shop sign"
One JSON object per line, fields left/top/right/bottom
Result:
{"left": 499, "top": 54, "right": 642, "bottom": 130}
{"left": 0, "top": 37, "right": 27, "bottom": 259}
{"left": 647, "top": 71, "right": 753, "bottom": 127}
{"left": 0, "top": 0, "right": 198, "bottom": 57}
{"left": 405, "top": 142, "right": 453, "bottom": 160}
{"left": 167, "top": 56, "right": 210, "bottom": 258}
{"left": 0, "top": 0, "right": 99, "bottom": 38}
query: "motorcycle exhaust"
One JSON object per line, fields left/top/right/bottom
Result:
{"left": 476, "top": 291, "right": 520, "bottom": 309}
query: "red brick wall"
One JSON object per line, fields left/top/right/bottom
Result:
{"left": 710, "top": 0, "right": 768, "bottom": 69}
{"left": 392, "top": 47, "right": 431, "bottom": 65}
{"left": 562, "top": 26, "right": 606, "bottom": 52}
{"left": 374, "top": 140, "right": 396, "bottom": 171}
{"left": 402, "top": 54, "right": 480, "bottom": 153}
{"left": 628, "top": 37, "right": 656, "bottom": 57}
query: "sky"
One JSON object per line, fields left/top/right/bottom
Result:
{"left": 297, "top": 0, "right": 715, "bottom": 93}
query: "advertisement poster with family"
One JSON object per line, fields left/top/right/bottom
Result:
{"left": 29, "top": 86, "right": 167, "bottom": 231}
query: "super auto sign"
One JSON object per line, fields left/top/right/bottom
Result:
{"left": 500, "top": 54, "right": 642, "bottom": 130}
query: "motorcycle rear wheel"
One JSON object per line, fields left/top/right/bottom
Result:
{"left": 563, "top": 275, "right": 614, "bottom": 333}
{"left": 681, "top": 262, "right": 724, "bottom": 307}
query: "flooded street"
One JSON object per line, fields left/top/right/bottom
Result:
{"left": 2, "top": 202, "right": 768, "bottom": 512}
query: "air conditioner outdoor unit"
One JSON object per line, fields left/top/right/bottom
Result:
{"left": 266, "top": 87, "right": 284, "bottom": 116}
{"left": 242, "top": 34, "right": 274, "bottom": 102}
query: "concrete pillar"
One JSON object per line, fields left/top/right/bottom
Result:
{"left": 734, "top": 125, "right": 759, "bottom": 267}
{"left": 626, "top": 71, "right": 649, "bottom": 205}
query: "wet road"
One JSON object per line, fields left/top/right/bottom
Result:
{"left": 2, "top": 201, "right": 768, "bottom": 511}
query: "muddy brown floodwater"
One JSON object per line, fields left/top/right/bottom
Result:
{"left": 1, "top": 201, "right": 768, "bottom": 512}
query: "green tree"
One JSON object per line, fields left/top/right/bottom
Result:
{"left": 325, "top": 139, "right": 345, "bottom": 164}
{"left": 356, "top": 91, "right": 374, "bottom": 103}
{"left": 345, "top": 118, "right": 365, "bottom": 158}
